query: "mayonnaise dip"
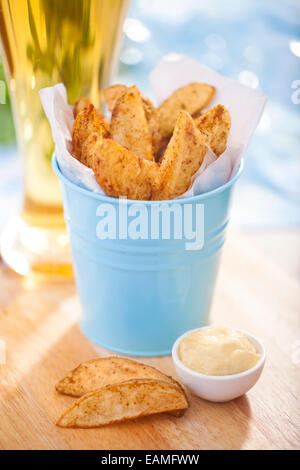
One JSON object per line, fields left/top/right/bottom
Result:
{"left": 178, "top": 326, "right": 261, "bottom": 376}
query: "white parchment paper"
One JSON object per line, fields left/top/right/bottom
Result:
{"left": 40, "top": 55, "right": 267, "bottom": 197}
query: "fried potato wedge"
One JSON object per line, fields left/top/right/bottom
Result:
{"left": 72, "top": 104, "right": 109, "bottom": 166}
{"left": 158, "top": 83, "right": 215, "bottom": 139}
{"left": 152, "top": 111, "right": 207, "bottom": 200}
{"left": 110, "top": 86, "right": 154, "bottom": 161}
{"left": 104, "top": 84, "right": 161, "bottom": 158}
{"left": 79, "top": 132, "right": 101, "bottom": 169}
{"left": 57, "top": 378, "right": 188, "bottom": 428}
{"left": 103, "top": 84, "right": 127, "bottom": 112}
{"left": 195, "top": 104, "right": 231, "bottom": 157}
{"left": 74, "top": 97, "right": 110, "bottom": 131}
{"left": 56, "top": 356, "right": 184, "bottom": 397}
{"left": 92, "top": 138, "right": 159, "bottom": 200}
{"left": 73, "top": 97, "right": 91, "bottom": 117}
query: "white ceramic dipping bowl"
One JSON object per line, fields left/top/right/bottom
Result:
{"left": 172, "top": 326, "right": 266, "bottom": 402}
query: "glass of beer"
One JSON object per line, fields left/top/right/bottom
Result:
{"left": 0, "top": 0, "right": 129, "bottom": 279}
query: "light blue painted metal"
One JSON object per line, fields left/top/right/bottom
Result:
{"left": 53, "top": 156, "right": 243, "bottom": 356}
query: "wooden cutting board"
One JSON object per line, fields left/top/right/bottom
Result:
{"left": 0, "top": 229, "right": 299, "bottom": 450}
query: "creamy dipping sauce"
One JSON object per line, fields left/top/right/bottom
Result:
{"left": 178, "top": 326, "right": 261, "bottom": 376}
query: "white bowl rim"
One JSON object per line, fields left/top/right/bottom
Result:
{"left": 172, "top": 325, "right": 266, "bottom": 381}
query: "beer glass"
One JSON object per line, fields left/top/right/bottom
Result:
{"left": 0, "top": 0, "right": 129, "bottom": 279}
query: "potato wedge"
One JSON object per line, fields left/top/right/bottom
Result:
{"left": 195, "top": 104, "right": 231, "bottom": 157}
{"left": 72, "top": 104, "right": 109, "bottom": 166}
{"left": 79, "top": 132, "right": 101, "bottom": 169}
{"left": 57, "top": 378, "right": 188, "bottom": 428}
{"left": 74, "top": 97, "right": 110, "bottom": 131}
{"left": 152, "top": 111, "right": 207, "bottom": 200}
{"left": 110, "top": 86, "right": 154, "bottom": 161}
{"left": 104, "top": 85, "right": 161, "bottom": 158}
{"left": 92, "top": 138, "right": 159, "bottom": 200}
{"left": 158, "top": 83, "right": 215, "bottom": 139}
{"left": 103, "top": 84, "right": 127, "bottom": 112}
{"left": 56, "top": 356, "right": 184, "bottom": 397}
{"left": 73, "top": 97, "right": 91, "bottom": 117}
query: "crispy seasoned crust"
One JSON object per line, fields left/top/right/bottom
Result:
{"left": 92, "top": 137, "right": 159, "bottom": 200}
{"left": 71, "top": 104, "right": 109, "bottom": 167}
{"left": 57, "top": 378, "right": 188, "bottom": 428}
{"left": 158, "top": 82, "right": 215, "bottom": 139}
{"left": 73, "top": 97, "right": 91, "bottom": 117}
{"left": 73, "top": 97, "right": 110, "bottom": 131}
{"left": 104, "top": 85, "right": 162, "bottom": 159}
{"left": 195, "top": 104, "right": 231, "bottom": 157}
{"left": 110, "top": 86, "right": 154, "bottom": 161}
{"left": 56, "top": 356, "right": 186, "bottom": 398}
{"left": 79, "top": 132, "right": 102, "bottom": 168}
{"left": 152, "top": 111, "right": 207, "bottom": 200}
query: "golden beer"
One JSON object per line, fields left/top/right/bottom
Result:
{"left": 0, "top": 0, "right": 129, "bottom": 278}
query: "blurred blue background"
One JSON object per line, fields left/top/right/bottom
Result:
{"left": 1, "top": 0, "right": 299, "bottom": 229}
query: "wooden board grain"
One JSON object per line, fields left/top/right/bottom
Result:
{"left": 0, "top": 229, "right": 299, "bottom": 450}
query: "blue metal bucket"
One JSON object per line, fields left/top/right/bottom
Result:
{"left": 53, "top": 156, "right": 243, "bottom": 356}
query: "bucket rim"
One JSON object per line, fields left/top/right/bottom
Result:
{"left": 52, "top": 154, "right": 243, "bottom": 205}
